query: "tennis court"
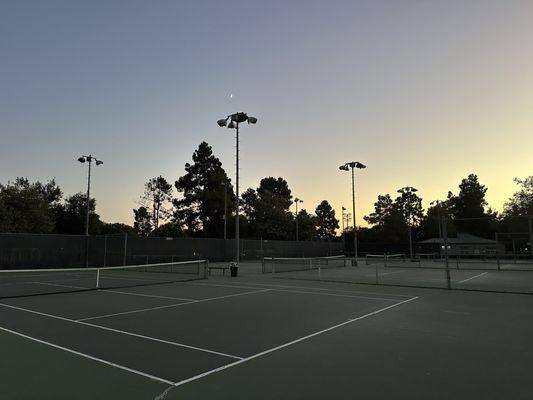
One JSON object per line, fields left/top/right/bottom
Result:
{"left": 1, "top": 260, "right": 532, "bottom": 399}
{"left": 264, "top": 255, "right": 533, "bottom": 294}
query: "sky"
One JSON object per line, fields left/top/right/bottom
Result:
{"left": 1, "top": 1, "right": 532, "bottom": 227}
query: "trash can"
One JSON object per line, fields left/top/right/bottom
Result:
{"left": 230, "top": 262, "right": 238, "bottom": 277}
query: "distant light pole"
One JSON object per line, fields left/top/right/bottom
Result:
{"left": 78, "top": 155, "right": 103, "bottom": 267}
{"left": 294, "top": 198, "right": 303, "bottom": 241}
{"left": 339, "top": 161, "right": 366, "bottom": 264}
{"left": 217, "top": 112, "right": 257, "bottom": 266}
{"left": 430, "top": 200, "right": 444, "bottom": 252}
{"left": 222, "top": 182, "right": 228, "bottom": 240}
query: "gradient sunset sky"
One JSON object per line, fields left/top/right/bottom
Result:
{"left": 1, "top": 1, "right": 532, "bottom": 226}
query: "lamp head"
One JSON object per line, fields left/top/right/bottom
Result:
{"left": 247, "top": 116, "right": 257, "bottom": 124}
{"left": 339, "top": 164, "right": 349, "bottom": 171}
{"left": 96, "top": 160, "right": 103, "bottom": 166}
{"left": 78, "top": 157, "right": 86, "bottom": 163}
{"left": 217, "top": 119, "right": 227, "bottom": 127}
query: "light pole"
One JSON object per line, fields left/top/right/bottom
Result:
{"left": 217, "top": 112, "right": 257, "bottom": 267}
{"left": 294, "top": 198, "right": 303, "bottom": 241}
{"left": 341, "top": 206, "right": 346, "bottom": 252}
{"left": 221, "top": 182, "right": 228, "bottom": 240}
{"left": 339, "top": 161, "right": 366, "bottom": 265}
{"left": 78, "top": 155, "right": 103, "bottom": 267}
{"left": 430, "top": 200, "right": 444, "bottom": 256}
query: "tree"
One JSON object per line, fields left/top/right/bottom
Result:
{"left": 0, "top": 178, "right": 62, "bottom": 233}
{"left": 448, "top": 174, "right": 494, "bottom": 237}
{"left": 54, "top": 192, "right": 103, "bottom": 234}
{"left": 364, "top": 194, "right": 397, "bottom": 228}
{"left": 395, "top": 187, "right": 424, "bottom": 258}
{"left": 315, "top": 200, "right": 339, "bottom": 240}
{"left": 296, "top": 209, "right": 317, "bottom": 241}
{"left": 242, "top": 177, "right": 294, "bottom": 239}
{"left": 154, "top": 222, "right": 183, "bottom": 237}
{"left": 418, "top": 199, "right": 455, "bottom": 240}
{"left": 174, "top": 142, "right": 234, "bottom": 237}
{"left": 133, "top": 206, "right": 152, "bottom": 236}
{"left": 139, "top": 176, "right": 173, "bottom": 232}
{"left": 99, "top": 223, "right": 136, "bottom": 236}
{"left": 504, "top": 176, "right": 533, "bottom": 217}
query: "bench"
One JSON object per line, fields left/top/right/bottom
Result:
{"left": 208, "top": 266, "right": 230, "bottom": 276}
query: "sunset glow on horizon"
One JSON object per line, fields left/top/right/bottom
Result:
{"left": 1, "top": 1, "right": 531, "bottom": 227}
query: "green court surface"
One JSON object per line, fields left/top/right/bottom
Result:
{"left": 1, "top": 263, "right": 532, "bottom": 399}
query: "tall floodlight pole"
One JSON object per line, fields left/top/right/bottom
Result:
{"left": 339, "top": 162, "right": 366, "bottom": 265}
{"left": 217, "top": 113, "right": 258, "bottom": 266}
{"left": 222, "top": 182, "right": 228, "bottom": 240}
{"left": 294, "top": 197, "right": 303, "bottom": 241}
{"left": 78, "top": 155, "right": 103, "bottom": 267}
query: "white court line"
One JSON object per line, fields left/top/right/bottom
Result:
{"left": 162, "top": 296, "right": 419, "bottom": 392}
{"left": 0, "top": 302, "right": 243, "bottom": 360}
{"left": 274, "top": 288, "right": 398, "bottom": 302}
{"left": 183, "top": 282, "right": 398, "bottom": 302}
{"left": 102, "top": 289, "right": 196, "bottom": 302}
{"left": 35, "top": 281, "right": 91, "bottom": 290}
{"left": 77, "top": 289, "right": 272, "bottom": 322}
{"left": 0, "top": 325, "right": 175, "bottom": 385}
{"left": 377, "top": 270, "right": 408, "bottom": 276}
{"left": 185, "top": 281, "right": 414, "bottom": 299}
{"left": 457, "top": 272, "right": 489, "bottom": 283}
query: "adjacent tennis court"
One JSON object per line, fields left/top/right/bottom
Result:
{"left": 1, "top": 261, "right": 532, "bottom": 399}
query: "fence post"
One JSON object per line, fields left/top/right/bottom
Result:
{"left": 529, "top": 217, "right": 533, "bottom": 261}
{"left": 123, "top": 233, "right": 128, "bottom": 266}
{"left": 442, "top": 215, "right": 451, "bottom": 290}
{"left": 103, "top": 235, "right": 107, "bottom": 268}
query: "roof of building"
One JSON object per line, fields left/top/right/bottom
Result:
{"left": 418, "top": 233, "right": 497, "bottom": 245}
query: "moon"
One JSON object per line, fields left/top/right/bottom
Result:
{"left": 229, "top": 93, "right": 233, "bottom": 99}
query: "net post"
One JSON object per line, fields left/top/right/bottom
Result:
{"left": 96, "top": 268, "right": 100, "bottom": 289}
{"left": 204, "top": 259, "right": 209, "bottom": 279}
{"left": 529, "top": 217, "right": 533, "bottom": 262}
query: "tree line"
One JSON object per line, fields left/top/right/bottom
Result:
{"left": 1, "top": 141, "right": 531, "bottom": 247}
{"left": 132, "top": 142, "right": 339, "bottom": 240}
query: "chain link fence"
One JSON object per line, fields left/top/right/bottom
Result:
{"left": 0, "top": 233, "right": 343, "bottom": 269}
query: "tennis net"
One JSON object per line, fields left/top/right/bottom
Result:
{"left": 0, "top": 260, "right": 208, "bottom": 299}
{"left": 365, "top": 253, "right": 408, "bottom": 266}
{"left": 262, "top": 255, "right": 347, "bottom": 274}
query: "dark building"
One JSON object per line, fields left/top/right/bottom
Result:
{"left": 417, "top": 233, "right": 504, "bottom": 257}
